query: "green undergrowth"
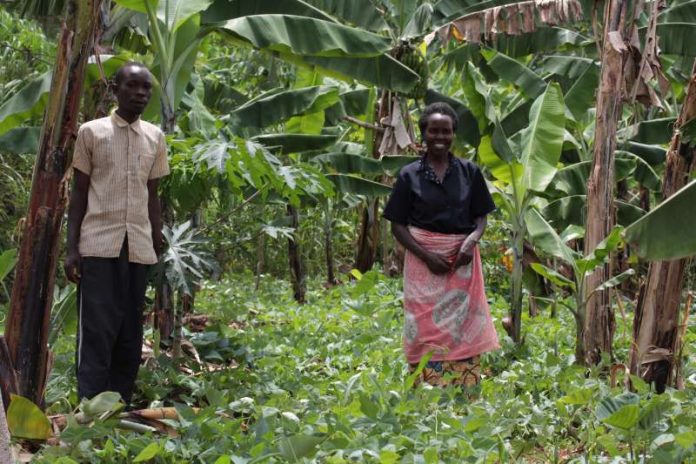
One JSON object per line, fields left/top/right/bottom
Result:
{"left": 36, "top": 272, "right": 696, "bottom": 463}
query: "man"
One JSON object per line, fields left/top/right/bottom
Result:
{"left": 64, "top": 62, "right": 169, "bottom": 404}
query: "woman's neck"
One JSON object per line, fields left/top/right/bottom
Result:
{"left": 426, "top": 150, "right": 449, "bottom": 167}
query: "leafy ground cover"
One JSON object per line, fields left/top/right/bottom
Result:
{"left": 28, "top": 272, "right": 696, "bottom": 463}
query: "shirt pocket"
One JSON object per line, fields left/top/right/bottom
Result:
{"left": 138, "top": 153, "right": 156, "bottom": 179}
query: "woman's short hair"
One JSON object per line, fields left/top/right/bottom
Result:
{"left": 418, "top": 102, "right": 458, "bottom": 137}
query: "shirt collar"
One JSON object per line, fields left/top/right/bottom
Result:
{"left": 111, "top": 111, "right": 142, "bottom": 134}
{"left": 417, "top": 153, "right": 456, "bottom": 184}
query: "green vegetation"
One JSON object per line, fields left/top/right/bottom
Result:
{"left": 1, "top": 0, "right": 696, "bottom": 462}
{"left": 29, "top": 273, "right": 696, "bottom": 463}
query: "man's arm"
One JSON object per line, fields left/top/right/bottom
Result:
{"left": 392, "top": 223, "right": 450, "bottom": 275}
{"left": 147, "top": 179, "right": 163, "bottom": 256}
{"left": 64, "top": 170, "right": 90, "bottom": 283}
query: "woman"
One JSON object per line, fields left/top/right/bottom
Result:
{"left": 383, "top": 102, "right": 499, "bottom": 389}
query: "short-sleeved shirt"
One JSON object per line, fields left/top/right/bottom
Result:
{"left": 383, "top": 154, "right": 496, "bottom": 234}
{"left": 72, "top": 112, "right": 170, "bottom": 265}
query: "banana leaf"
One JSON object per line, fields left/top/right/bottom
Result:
{"left": 521, "top": 82, "right": 566, "bottom": 193}
{"left": 481, "top": 48, "right": 546, "bottom": 99}
{"left": 652, "top": 23, "right": 696, "bottom": 57}
{"left": 229, "top": 86, "right": 339, "bottom": 129}
{"left": 221, "top": 15, "right": 391, "bottom": 57}
{"left": 326, "top": 174, "right": 392, "bottom": 196}
{"left": 252, "top": 134, "right": 337, "bottom": 153}
{"left": 306, "top": 0, "right": 390, "bottom": 32}
{"left": 0, "top": 127, "right": 41, "bottom": 154}
{"left": 631, "top": 117, "right": 676, "bottom": 145}
{"left": 202, "top": 0, "right": 335, "bottom": 24}
{"left": 625, "top": 179, "right": 696, "bottom": 260}
{"left": 0, "top": 72, "right": 51, "bottom": 135}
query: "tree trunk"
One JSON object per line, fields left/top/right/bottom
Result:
{"left": 324, "top": 201, "right": 337, "bottom": 285}
{"left": 355, "top": 199, "right": 381, "bottom": 273}
{"left": 0, "top": 391, "right": 12, "bottom": 464}
{"left": 583, "top": 0, "right": 638, "bottom": 365}
{"left": 354, "top": 90, "right": 389, "bottom": 272}
{"left": 154, "top": 201, "right": 174, "bottom": 344}
{"left": 255, "top": 231, "right": 265, "bottom": 291}
{"left": 2, "top": 0, "right": 104, "bottom": 407}
{"left": 509, "top": 214, "right": 525, "bottom": 343}
{"left": 288, "top": 205, "right": 306, "bottom": 303}
{"left": 0, "top": 338, "right": 18, "bottom": 411}
{"left": 630, "top": 61, "right": 696, "bottom": 391}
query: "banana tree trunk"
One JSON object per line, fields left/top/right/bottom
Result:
{"left": 509, "top": 214, "right": 526, "bottom": 343}
{"left": 630, "top": 62, "right": 696, "bottom": 391}
{"left": 583, "top": 0, "right": 638, "bottom": 365}
{"left": 324, "top": 201, "right": 337, "bottom": 285}
{"left": 288, "top": 205, "right": 306, "bottom": 303}
{"left": 1, "top": 0, "right": 104, "bottom": 407}
{"left": 355, "top": 90, "right": 389, "bottom": 272}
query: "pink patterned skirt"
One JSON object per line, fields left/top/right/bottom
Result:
{"left": 402, "top": 227, "right": 499, "bottom": 365}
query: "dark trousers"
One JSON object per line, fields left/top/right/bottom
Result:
{"left": 76, "top": 239, "right": 147, "bottom": 404}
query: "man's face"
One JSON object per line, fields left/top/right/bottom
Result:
{"left": 114, "top": 66, "right": 153, "bottom": 116}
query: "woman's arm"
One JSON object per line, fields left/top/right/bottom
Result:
{"left": 392, "top": 223, "right": 450, "bottom": 274}
{"left": 453, "top": 215, "right": 487, "bottom": 268}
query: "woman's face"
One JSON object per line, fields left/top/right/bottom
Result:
{"left": 424, "top": 113, "right": 454, "bottom": 157}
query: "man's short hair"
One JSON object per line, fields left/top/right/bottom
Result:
{"left": 418, "top": 102, "right": 459, "bottom": 137}
{"left": 113, "top": 62, "right": 149, "bottom": 85}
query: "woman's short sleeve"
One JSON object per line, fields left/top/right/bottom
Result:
{"left": 470, "top": 165, "right": 496, "bottom": 218}
{"left": 383, "top": 169, "right": 412, "bottom": 225}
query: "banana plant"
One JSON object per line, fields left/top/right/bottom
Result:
{"left": 526, "top": 208, "right": 635, "bottom": 363}
{"left": 471, "top": 63, "right": 566, "bottom": 343}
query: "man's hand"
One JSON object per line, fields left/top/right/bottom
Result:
{"left": 64, "top": 250, "right": 81, "bottom": 284}
{"left": 422, "top": 251, "right": 451, "bottom": 275}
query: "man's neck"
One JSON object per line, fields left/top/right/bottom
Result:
{"left": 115, "top": 108, "right": 139, "bottom": 124}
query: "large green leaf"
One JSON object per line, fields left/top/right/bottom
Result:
{"left": 313, "top": 152, "right": 416, "bottom": 175}
{"left": 625, "top": 179, "right": 696, "bottom": 260}
{"left": 113, "top": 0, "right": 156, "bottom": 14}
{"left": 401, "top": 2, "right": 434, "bottom": 39}
{"left": 541, "top": 55, "right": 596, "bottom": 79}
{"left": 526, "top": 207, "right": 576, "bottom": 265}
{"left": 481, "top": 49, "right": 546, "bottom": 99}
{"left": 314, "top": 152, "right": 384, "bottom": 174}
{"left": 201, "top": 0, "right": 335, "bottom": 24}
{"left": 156, "top": 0, "right": 214, "bottom": 32}
{"left": 0, "top": 71, "right": 51, "bottom": 136}
{"left": 221, "top": 15, "right": 391, "bottom": 57}
{"left": 302, "top": 54, "right": 419, "bottom": 93}
{"left": 564, "top": 63, "right": 600, "bottom": 120}
{"left": 306, "top": 0, "right": 389, "bottom": 32}
{"left": 621, "top": 141, "right": 666, "bottom": 166}
{"left": 0, "top": 248, "right": 17, "bottom": 282}
{"left": 596, "top": 393, "right": 641, "bottom": 431}
{"left": 631, "top": 117, "right": 676, "bottom": 145}
{"left": 252, "top": 133, "right": 338, "bottom": 153}
{"left": 326, "top": 174, "right": 392, "bottom": 196}
{"left": 491, "top": 27, "right": 588, "bottom": 57}
{"left": 661, "top": 1, "right": 696, "bottom": 23}
{"left": 6, "top": 395, "right": 51, "bottom": 440}
{"left": 478, "top": 135, "right": 523, "bottom": 185}
{"left": 0, "top": 126, "right": 41, "bottom": 154}
{"left": 521, "top": 82, "right": 566, "bottom": 193}
{"left": 229, "top": 86, "right": 339, "bottom": 129}
{"left": 278, "top": 434, "right": 326, "bottom": 460}
{"left": 652, "top": 23, "right": 696, "bottom": 57}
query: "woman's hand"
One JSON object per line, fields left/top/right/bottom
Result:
{"left": 453, "top": 240, "right": 476, "bottom": 268}
{"left": 423, "top": 251, "right": 451, "bottom": 274}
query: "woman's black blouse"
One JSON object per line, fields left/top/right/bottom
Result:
{"left": 383, "top": 155, "right": 496, "bottom": 234}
